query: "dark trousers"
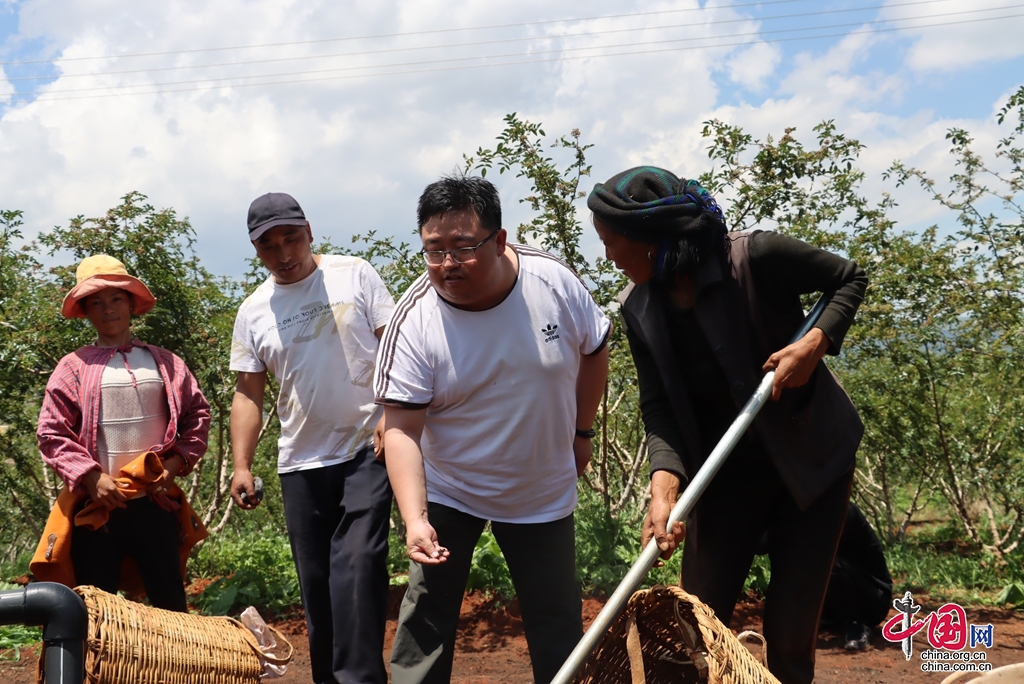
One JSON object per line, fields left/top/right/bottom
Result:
{"left": 681, "top": 456, "right": 852, "bottom": 684}
{"left": 390, "top": 503, "right": 583, "bottom": 684}
{"left": 280, "top": 447, "right": 393, "bottom": 684}
{"left": 821, "top": 558, "right": 892, "bottom": 629}
{"left": 71, "top": 496, "right": 187, "bottom": 612}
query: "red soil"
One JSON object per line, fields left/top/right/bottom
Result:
{"left": 3, "top": 588, "right": 1023, "bottom": 683}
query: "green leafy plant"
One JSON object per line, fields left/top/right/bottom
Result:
{"left": 743, "top": 555, "right": 772, "bottom": 597}
{"left": 466, "top": 530, "right": 515, "bottom": 599}
{"left": 0, "top": 582, "right": 40, "bottom": 661}
{"left": 193, "top": 568, "right": 300, "bottom": 616}
{"left": 5, "top": 87, "right": 1024, "bottom": 608}
{"left": 997, "top": 582, "right": 1024, "bottom": 608}
{"left": 0, "top": 624, "right": 40, "bottom": 662}
{"left": 191, "top": 531, "right": 301, "bottom": 615}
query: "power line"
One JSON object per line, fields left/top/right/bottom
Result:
{"left": 0, "top": 0, "right": 810, "bottom": 66}
{"left": 0, "top": 0, "right": 978, "bottom": 83}
{"left": 10, "top": 11, "right": 1023, "bottom": 105}
{"left": 5, "top": 5, "right": 1021, "bottom": 100}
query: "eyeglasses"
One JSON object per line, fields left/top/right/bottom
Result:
{"left": 421, "top": 230, "right": 498, "bottom": 266}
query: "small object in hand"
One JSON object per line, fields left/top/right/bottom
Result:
{"left": 240, "top": 476, "right": 265, "bottom": 505}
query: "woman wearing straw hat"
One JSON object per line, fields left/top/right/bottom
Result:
{"left": 36, "top": 254, "right": 210, "bottom": 611}
{"left": 588, "top": 167, "right": 867, "bottom": 684}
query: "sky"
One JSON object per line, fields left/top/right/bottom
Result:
{"left": 1, "top": 0, "right": 1023, "bottom": 279}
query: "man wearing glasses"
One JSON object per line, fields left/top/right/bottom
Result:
{"left": 375, "top": 175, "right": 611, "bottom": 684}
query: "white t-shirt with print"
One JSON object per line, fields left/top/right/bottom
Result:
{"left": 231, "top": 255, "right": 395, "bottom": 473}
{"left": 374, "top": 245, "right": 611, "bottom": 524}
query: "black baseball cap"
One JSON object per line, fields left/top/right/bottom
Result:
{"left": 247, "top": 192, "right": 307, "bottom": 241}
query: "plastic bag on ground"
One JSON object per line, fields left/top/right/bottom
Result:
{"left": 240, "top": 606, "right": 289, "bottom": 678}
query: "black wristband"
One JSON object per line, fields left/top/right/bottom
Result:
{"left": 575, "top": 427, "right": 596, "bottom": 439}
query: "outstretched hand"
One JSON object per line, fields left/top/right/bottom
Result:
{"left": 762, "top": 327, "right": 831, "bottom": 401}
{"left": 406, "top": 519, "right": 450, "bottom": 565}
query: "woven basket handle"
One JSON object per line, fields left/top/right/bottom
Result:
{"left": 736, "top": 630, "right": 769, "bottom": 667}
{"left": 234, "top": 618, "right": 295, "bottom": 666}
{"left": 625, "top": 612, "right": 647, "bottom": 684}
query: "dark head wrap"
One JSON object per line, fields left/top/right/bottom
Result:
{"left": 588, "top": 166, "right": 727, "bottom": 279}
{"left": 587, "top": 166, "right": 725, "bottom": 240}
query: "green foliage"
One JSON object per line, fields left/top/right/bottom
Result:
{"left": 0, "top": 624, "right": 40, "bottom": 661}
{"left": 699, "top": 87, "right": 1024, "bottom": 563}
{"left": 192, "top": 568, "right": 300, "bottom": 617}
{"left": 0, "top": 582, "right": 41, "bottom": 659}
{"left": 191, "top": 531, "right": 297, "bottom": 588}
{"left": 885, "top": 543, "right": 1007, "bottom": 606}
{"left": 465, "top": 113, "right": 594, "bottom": 278}
{"left": 190, "top": 531, "right": 300, "bottom": 616}
{"left": 997, "top": 582, "right": 1024, "bottom": 608}
{"left": 700, "top": 119, "right": 866, "bottom": 250}
{"left": 466, "top": 530, "right": 515, "bottom": 599}
{"left": 573, "top": 495, "right": 635, "bottom": 595}
{"left": 0, "top": 193, "right": 247, "bottom": 565}
{"left": 0, "top": 210, "right": 60, "bottom": 559}
{"left": 743, "top": 555, "right": 772, "bottom": 597}
{"left": 3, "top": 87, "right": 1024, "bottom": 609}
{"left": 387, "top": 526, "right": 410, "bottom": 587}
{"left": 346, "top": 232, "right": 423, "bottom": 300}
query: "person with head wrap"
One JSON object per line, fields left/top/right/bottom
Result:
{"left": 588, "top": 167, "right": 868, "bottom": 684}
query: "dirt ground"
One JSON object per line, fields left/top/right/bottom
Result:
{"left": 3, "top": 588, "right": 1023, "bottom": 683}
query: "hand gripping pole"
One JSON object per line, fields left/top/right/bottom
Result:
{"left": 550, "top": 293, "right": 833, "bottom": 684}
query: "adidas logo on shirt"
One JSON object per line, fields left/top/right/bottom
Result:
{"left": 541, "top": 323, "right": 560, "bottom": 342}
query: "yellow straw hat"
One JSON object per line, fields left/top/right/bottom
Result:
{"left": 60, "top": 255, "right": 157, "bottom": 319}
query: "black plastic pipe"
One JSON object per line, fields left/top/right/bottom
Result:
{"left": 0, "top": 582, "right": 86, "bottom": 684}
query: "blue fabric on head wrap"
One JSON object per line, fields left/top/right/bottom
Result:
{"left": 587, "top": 166, "right": 725, "bottom": 240}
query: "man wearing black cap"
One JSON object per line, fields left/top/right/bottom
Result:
{"left": 229, "top": 192, "right": 395, "bottom": 684}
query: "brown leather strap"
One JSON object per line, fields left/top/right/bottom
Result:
{"left": 625, "top": 612, "right": 646, "bottom": 684}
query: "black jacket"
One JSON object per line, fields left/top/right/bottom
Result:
{"left": 621, "top": 230, "right": 867, "bottom": 509}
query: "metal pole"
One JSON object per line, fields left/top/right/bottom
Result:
{"left": 551, "top": 293, "right": 832, "bottom": 684}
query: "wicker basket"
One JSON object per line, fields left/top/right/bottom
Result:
{"left": 37, "top": 586, "right": 293, "bottom": 684}
{"left": 573, "top": 585, "right": 781, "bottom": 684}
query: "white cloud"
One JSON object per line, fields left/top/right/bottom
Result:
{"left": 885, "top": 0, "right": 1024, "bottom": 72}
{"left": 0, "top": 0, "right": 1021, "bottom": 278}
{"left": 726, "top": 41, "right": 780, "bottom": 92}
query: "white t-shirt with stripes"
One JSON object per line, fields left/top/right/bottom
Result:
{"left": 375, "top": 245, "right": 611, "bottom": 524}
{"left": 231, "top": 255, "right": 395, "bottom": 473}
